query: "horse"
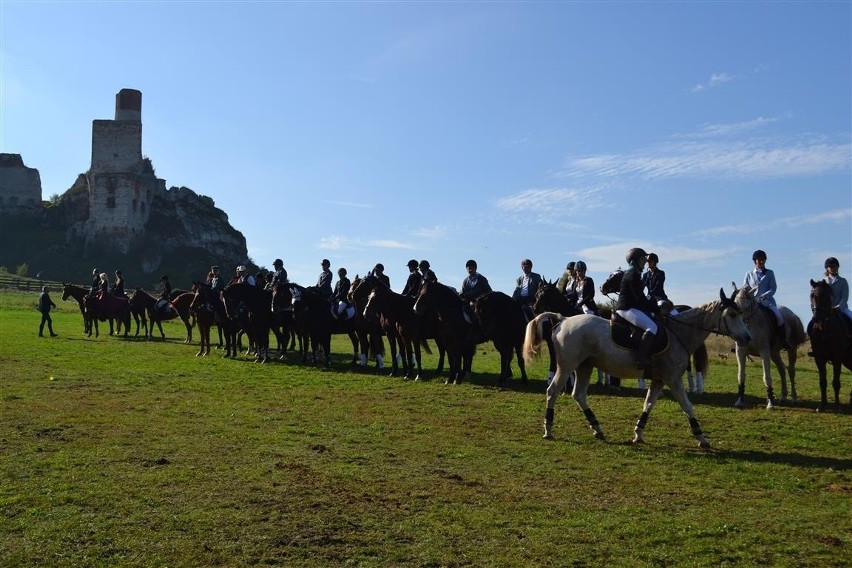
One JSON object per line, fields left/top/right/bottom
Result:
{"left": 189, "top": 282, "right": 221, "bottom": 357}
{"left": 731, "top": 284, "right": 807, "bottom": 409}
{"left": 413, "top": 280, "right": 477, "bottom": 384}
{"left": 473, "top": 291, "right": 528, "bottom": 387}
{"left": 129, "top": 289, "right": 195, "bottom": 341}
{"left": 599, "top": 269, "right": 708, "bottom": 394}
{"left": 83, "top": 291, "right": 131, "bottom": 338}
{"left": 61, "top": 283, "right": 91, "bottom": 334}
{"left": 271, "top": 282, "right": 299, "bottom": 357}
{"left": 288, "top": 283, "right": 359, "bottom": 368}
{"left": 355, "top": 276, "right": 444, "bottom": 381}
{"left": 348, "top": 274, "right": 403, "bottom": 374}
{"left": 808, "top": 279, "right": 852, "bottom": 411}
{"left": 524, "top": 288, "right": 752, "bottom": 448}
{"left": 221, "top": 282, "right": 272, "bottom": 362}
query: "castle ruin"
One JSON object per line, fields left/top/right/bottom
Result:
{"left": 0, "top": 153, "right": 43, "bottom": 215}
{"left": 82, "top": 88, "right": 166, "bottom": 253}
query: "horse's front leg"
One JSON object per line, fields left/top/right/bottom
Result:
{"left": 734, "top": 345, "right": 749, "bottom": 407}
{"left": 668, "top": 375, "right": 711, "bottom": 449}
{"left": 760, "top": 350, "right": 776, "bottom": 409}
{"left": 633, "top": 380, "right": 665, "bottom": 444}
{"left": 515, "top": 343, "right": 528, "bottom": 383}
{"left": 770, "top": 348, "right": 790, "bottom": 404}
{"left": 832, "top": 360, "right": 843, "bottom": 408}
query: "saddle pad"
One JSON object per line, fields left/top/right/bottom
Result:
{"left": 609, "top": 319, "right": 669, "bottom": 355}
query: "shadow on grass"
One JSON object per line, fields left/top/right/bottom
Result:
{"left": 698, "top": 448, "right": 852, "bottom": 470}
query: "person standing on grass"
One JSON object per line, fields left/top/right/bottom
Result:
{"left": 38, "top": 285, "right": 58, "bottom": 337}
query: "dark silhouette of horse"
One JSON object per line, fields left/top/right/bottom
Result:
{"left": 474, "top": 291, "right": 528, "bottom": 387}
{"left": 222, "top": 282, "right": 272, "bottom": 362}
{"left": 352, "top": 274, "right": 444, "bottom": 381}
{"left": 189, "top": 282, "right": 223, "bottom": 357}
{"left": 129, "top": 289, "right": 195, "bottom": 341}
{"left": 83, "top": 291, "right": 131, "bottom": 338}
{"left": 271, "top": 282, "right": 299, "bottom": 358}
{"left": 61, "top": 283, "right": 91, "bottom": 334}
{"left": 414, "top": 280, "right": 476, "bottom": 384}
{"left": 288, "top": 283, "right": 359, "bottom": 368}
{"left": 808, "top": 279, "right": 852, "bottom": 411}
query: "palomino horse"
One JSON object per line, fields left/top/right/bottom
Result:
{"left": 129, "top": 289, "right": 195, "bottom": 341}
{"left": 808, "top": 279, "right": 852, "bottom": 411}
{"left": 474, "top": 291, "right": 528, "bottom": 387}
{"left": 355, "top": 276, "right": 444, "bottom": 381}
{"left": 413, "top": 280, "right": 477, "bottom": 384}
{"left": 524, "top": 289, "right": 752, "bottom": 448}
{"left": 61, "top": 283, "right": 91, "bottom": 334}
{"left": 598, "top": 270, "right": 709, "bottom": 394}
{"left": 83, "top": 291, "right": 131, "bottom": 338}
{"left": 731, "top": 284, "right": 807, "bottom": 409}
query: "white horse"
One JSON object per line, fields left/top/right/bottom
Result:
{"left": 524, "top": 289, "right": 752, "bottom": 449}
{"left": 731, "top": 284, "right": 807, "bottom": 409}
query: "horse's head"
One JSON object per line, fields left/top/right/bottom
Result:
{"left": 600, "top": 269, "right": 624, "bottom": 296}
{"left": 730, "top": 283, "right": 758, "bottom": 320}
{"left": 61, "top": 283, "right": 73, "bottom": 301}
{"left": 718, "top": 287, "right": 752, "bottom": 346}
{"left": 533, "top": 281, "right": 558, "bottom": 313}
{"left": 810, "top": 278, "right": 833, "bottom": 318}
{"left": 349, "top": 273, "right": 379, "bottom": 304}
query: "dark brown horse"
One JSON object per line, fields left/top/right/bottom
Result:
{"left": 808, "top": 279, "right": 852, "bottom": 411}
{"left": 83, "top": 291, "right": 131, "bottom": 338}
{"left": 129, "top": 289, "right": 195, "bottom": 341}
{"left": 61, "top": 283, "right": 91, "bottom": 334}
{"left": 353, "top": 274, "right": 444, "bottom": 380}
{"left": 413, "top": 280, "right": 476, "bottom": 384}
{"left": 474, "top": 291, "right": 528, "bottom": 387}
{"left": 222, "top": 282, "right": 272, "bottom": 362}
{"left": 288, "top": 283, "right": 359, "bottom": 368}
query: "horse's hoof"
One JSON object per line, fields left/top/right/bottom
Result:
{"left": 734, "top": 398, "right": 745, "bottom": 408}
{"left": 766, "top": 400, "right": 775, "bottom": 410}
{"left": 543, "top": 433, "right": 554, "bottom": 440}
{"left": 593, "top": 431, "right": 606, "bottom": 440}
{"left": 631, "top": 437, "right": 645, "bottom": 444}
{"left": 698, "top": 440, "right": 712, "bottom": 449}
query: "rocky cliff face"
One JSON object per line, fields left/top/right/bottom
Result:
{"left": 0, "top": 153, "right": 254, "bottom": 288}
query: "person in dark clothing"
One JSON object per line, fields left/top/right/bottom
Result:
{"left": 89, "top": 268, "right": 100, "bottom": 296}
{"left": 38, "top": 285, "right": 58, "bottom": 337}
{"left": 460, "top": 259, "right": 492, "bottom": 301}
{"left": 615, "top": 248, "right": 659, "bottom": 369}
{"left": 97, "top": 272, "right": 109, "bottom": 295}
{"left": 333, "top": 268, "right": 351, "bottom": 301}
{"left": 561, "top": 261, "right": 578, "bottom": 307}
{"left": 514, "top": 258, "right": 543, "bottom": 321}
{"left": 373, "top": 263, "right": 391, "bottom": 288}
{"left": 419, "top": 260, "right": 437, "bottom": 284}
{"left": 401, "top": 259, "right": 422, "bottom": 297}
{"left": 642, "top": 253, "right": 668, "bottom": 303}
{"left": 572, "top": 261, "right": 598, "bottom": 315}
{"left": 111, "top": 270, "right": 126, "bottom": 297}
{"left": 315, "top": 259, "right": 333, "bottom": 299}
{"left": 271, "top": 259, "right": 288, "bottom": 287}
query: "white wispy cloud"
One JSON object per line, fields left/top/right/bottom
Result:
{"left": 494, "top": 187, "right": 605, "bottom": 212}
{"left": 317, "top": 236, "right": 350, "bottom": 250}
{"left": 693, "top": 209, "right": 851, "bottom": 238}
{"left": 692, "top": 72, "right": 735, "bottom": 92}
{"left": 367, "top": 239, "right": 416, "bottom": 249}
{"left": 575, "top": 242, "right": 736, "bottom": 272}
{"left": 317, "top": 236, "right": 418, "bottom": 251}
{"left": 559, "top": 136, "right": 851, "bottom": 181}
{"left": 692, "top": 114, "right": 788, "bottom": 138}
{"left": 411, "top": 226, "right": 448, "bottom": 240}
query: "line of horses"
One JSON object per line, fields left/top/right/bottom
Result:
{"left": 60, "top": 274, "right": 850, "bottom": 447}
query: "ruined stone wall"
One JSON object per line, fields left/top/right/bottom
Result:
{"left": 0, "top": 153, "right": 42, "bottom": 215}
{"left": 91, "top": 120, "right": 142, "bottom": 172}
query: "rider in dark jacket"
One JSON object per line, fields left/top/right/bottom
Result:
{"left": 615, "top": 248, "right": 659, "bottom": 369}
{"left": 401, "top": 259, "right": 422, "bottom": 297}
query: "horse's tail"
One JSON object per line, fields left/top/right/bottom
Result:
{"left": 524, "top": 312, "right": 560, "bottom": 364}
{"left": 693, "top": 342, "right": 708, "bottom": 376}
{"left": 785, "top": 310, "right": 807, "bottom": 349}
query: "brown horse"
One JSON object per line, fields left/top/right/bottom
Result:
{"left": 189, "top": 282, "right": 218, "bottom": 357}
{"left": 288, "top": 283, "right": 359, "bottom": 367}
{"left": 413, "top": 280, "right": 476, "bottom": 384}
{"left": 808, "top": 279, "right": 852, "bottom": 411}
{"left": 83, "top": 291, "right": 131, "bottom": 338}
{"left": 61, "top": 283, "right": 91, "bottom": 334}
{"left": 474, "top": 291, "right": 528, "bottom": 387}
{"left": 129, "top": 289, "right": 195, "bottom": 341}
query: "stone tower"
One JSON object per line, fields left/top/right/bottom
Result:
{"left": 83, "top": 88, "right": 164, "bottom": 253}
{"left": 0, "top": 153, "right": 42, "bottom": 215}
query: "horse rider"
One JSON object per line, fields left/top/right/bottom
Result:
{"left": 315, "top": 259, "right": 333, "bottom": 299}
{"left": 210, "top": 266, "right": 225, "bottom": 293}
{"left": 460, "top": 259, "right": 492, "bottom": 302}
{"left": 572, "top": 261, "right": 598, "bottom": 315}
{"left": 235, "top": 265, "right": 256, "bottom": 286}
{"left": 743, "top": 249, "right": 789, "bottom": 349}
{"left": 332, "top": 267, "right": 353, "bottom": 319}
{"left": 559, "top": 261, "right": 579, "bottom": 308}
{"left": 98, "top": 272, "right": 109, "bottom": 295}
{"left": 401, "top": 259, "right": 422, "bottom": 297}
{"left": 513, "top": 258, "right": 542, "bottom": 320}
{"left": 615, "top": 248, "right": 659, "bottom": 370}
{"left": 373, "top": 263, "right": 390, "bottom": 288}
{"left": 111, "top": 270, "right": 126, "bottom": 297}
{"left": 271, "top": 259, "right": 288, "bottom": 287}
{"left": 823, "top": 257, "right": 852, "bottom": 325}
{"left": 157, "top": 275, "right": 172, "bottom": 314}
{"left": 89, "top": 268, "right": 100, "bottom": 296}
{"left": 642, "top": 252, "right": 678, "bottom": 315}
{"left": 419, "top": 260, "right": 437, "bottom": 285}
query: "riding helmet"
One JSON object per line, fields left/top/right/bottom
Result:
{"left": 465, "top": 259, "right": 477, "bottom": 269}
{"left": 625, "top": 248, "right": 647, "bottom": 265}
{"left": 752, "top": 249, "right": 767, "bottom": 261}
{"left": 575, "top": 260, "right": 587, "bottom": 271}
{"left": 825, "top": 257, "right": 840, "bottom": 268}
{"left": 237, "top": 265, "right": 246, "bottom": 273}
{"left": 273, "top": 259, "right": 283, "bottom": 267}
{"left": 374, "top": 263, "right": 384, "bottom": 272}
{"left": 407, "top": 259, "right": 419, "bottom": 269}
{"left": 566, "top": 261, "right": 576, "bottom": 270}
{"left": 321, "top": 259, "right": 330, "bottom": 267}
{"left": 419, "top": 260, "right": 430, "bottom": 269}
{"left": 647, "top": 253, "right": 659, "bottom": 263}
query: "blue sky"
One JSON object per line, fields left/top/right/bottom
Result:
{"left": 1, "top": 1, "right": 850, "bottom": 321}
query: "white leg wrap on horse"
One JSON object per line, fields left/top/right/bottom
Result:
{"left": 376, "top": 354, "right": 384, "bottom": 369}
{"left": 359, "top": 353, "right": 367, "bottom": 366}
{"left": 546, "top": 370, "right": 555, "bottom": 385}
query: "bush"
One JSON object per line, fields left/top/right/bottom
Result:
{"left": 15, "top": 263, "right": 28, "bottom": 277}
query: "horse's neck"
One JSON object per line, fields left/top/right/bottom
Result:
{"left": 669, "top": 305, "right": 717, "bottom": 351}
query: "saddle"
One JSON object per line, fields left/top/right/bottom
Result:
{"left": 609, "top": 313, "right": 669, "bottom": 356}
{"left": 156, "top": 299, "right": 171, "bottom": 314}
{"left": 331, "top": 301, "right": 356, "bottom": 321}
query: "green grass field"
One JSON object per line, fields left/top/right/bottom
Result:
{"left": 1, "top": 291, "right": 850, "bottom": 567}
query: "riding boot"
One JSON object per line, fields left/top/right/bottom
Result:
{"left": 777, "top": 322, "right": 791, "bottom": 351}
{"left": 634, "top": 331, "right": 655, "bottom": 370}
